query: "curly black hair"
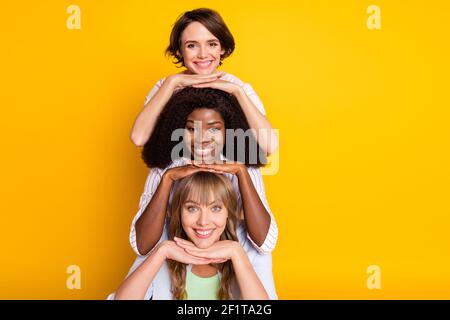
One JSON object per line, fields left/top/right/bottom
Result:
{"left": 142, "top": 87, "right": 266, "bottom": 169}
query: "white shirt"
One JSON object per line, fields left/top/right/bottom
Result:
{"left": 108, "top": 221, "right": 278, "bottom": 300}
{"left": 143, "top": 72, "right": 267, "bottom": 116}
{"left": 129, "top": 156, "right": 278, "bottom": 256}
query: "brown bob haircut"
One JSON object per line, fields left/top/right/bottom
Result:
{"left": 165, "top": 8, "right": 235, "bottom": 67}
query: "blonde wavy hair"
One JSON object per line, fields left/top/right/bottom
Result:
{"left": 167, "top": 171, "right": 240, "bottom": 300}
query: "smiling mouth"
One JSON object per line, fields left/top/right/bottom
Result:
{"left": 193, "top": 228, "right": 215, "bottom": 239}
{"left": 193, "top": 144, "right": 216, "bottom": 156}
{"left": 194, "top": 61, "right": 213, "bottom": 68}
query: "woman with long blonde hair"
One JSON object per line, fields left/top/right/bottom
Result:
{"left": 114, "top": 171, "right": 276, "bottom": 300}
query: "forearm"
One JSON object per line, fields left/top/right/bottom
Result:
{"left": 233, "top": 88, "right": 279, "bottom": 155}
{"left": 115, "top": 246, "right": 166, "bottom": 300}
{"left": 231, "top": 245, "right": 269, "bottom": 300}
{"left": 135, "top": 175, "right": 173, "bottom": 255}
{"left": 237, "top": 168, "right": 271, "bottom": 246}
{"left": 131, "top": 78, "right": 176, "bottom": 146}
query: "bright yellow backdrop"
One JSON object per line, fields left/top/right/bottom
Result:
{"left": 1, "top": 1, "right": 449, "bottom": 299}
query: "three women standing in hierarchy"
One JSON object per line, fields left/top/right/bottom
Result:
{"left": 110, "top": 8, "right": 279, "bottom": 300}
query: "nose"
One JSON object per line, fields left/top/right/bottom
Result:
{"left": 197, "top": 45, "right": 207, "bottom": 59}
{"left": 193, "top": 128, "right": 213, "bottom": 144}
{"left": 196, "top": 209, "right": 210, "bottom": 226}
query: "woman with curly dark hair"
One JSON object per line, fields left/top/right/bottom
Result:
{"left": 142, "top": 87, "right": 266, "bottom": 169}
{"left": 111, "top": 87, "right": 278, "bottom": 300}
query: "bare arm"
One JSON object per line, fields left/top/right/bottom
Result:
{"left": 233, "top": 86, "right": 279, "bottom": 155}
{"left": 130, "top": 78, "right": 177, "bottom": 147}
{"left": 236, "top": 165, "right": 271, "bottom": 247}
{"left": 115, "top": 241, "right": 219, "bottom": 300}
{"left": 115, "top": 244, "right": 167, "bottom": 300}
{"left": 134, "top": 174, "right": 173, "bottom": 255}
{"left": 230, "top": 243, "right": 269, "bottom": 300}
{"left": 135, "top": 165, "right": 213, "bottom": 255}
{"left": 131, "top": 72, "right": 223, "bottom": 147}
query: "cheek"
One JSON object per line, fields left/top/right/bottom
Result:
{"left": 215, "top": 131, "right": 225, "bottom": 146}
{"left": 183, "top": 49, "right": 197, "bottom": 61}
{"left": 212, "top": 45, "right": 222, "bottom": 55}
{"left": 212, "top": 213, "right": 228, "bottom": 231}
{"left": 184, "top": 131, "right": 193, "bottom": 145}
{"left": 181, "top": 212, "right": 196, "bottom": 230}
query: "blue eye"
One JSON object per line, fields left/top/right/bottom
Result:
{"left": 211, "top": 205, "right": 222, "bottom": 213}
{"left": 187, "top": 206, "right": 198, "bottom": 213}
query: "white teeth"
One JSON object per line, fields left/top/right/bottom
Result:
{"left": 195, "top": 229, "right": 213, "bottom": 236}
{"left": 195, "top": 61, "right": 212, "bottom": 67}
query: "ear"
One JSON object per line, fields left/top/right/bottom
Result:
{"left": 220, "top": 49, "right": 225, "bottom": 55}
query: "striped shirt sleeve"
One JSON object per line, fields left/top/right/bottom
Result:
{"left": 143, "top": 78, "right": 165, "bottom": 106}
{"left": 244, "top": 167, "right": 278, "bottom": 254}
{"left": 129, "top": 167, "right": 163, "bottom": 256}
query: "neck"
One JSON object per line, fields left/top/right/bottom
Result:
{"left": 191, "top": 264, "right": 217, "bottom": 278}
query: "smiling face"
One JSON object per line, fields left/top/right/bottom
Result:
{"left": 180, "top": 22, "right": 225, "bottom": 75}
{"left": 181, "top": 194, "right": 228, "bottom": 249}
{"left": 168, "top": 172, "right": 239, "bottom": 250}
{"left": 184, "top": 108, "right": 225, "bottom": 162}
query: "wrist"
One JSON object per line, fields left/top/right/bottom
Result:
{"left": 230, "top": 241, "right": 245, "bottom": 261}
{"left": 231, "top": 84, "right": 244, "bottom": 97}
{"left": 162, "top": 170, "right": 175, "bottom": 183}
{"left": 154, "top": 241, "right": 170, "bottom": 261}
{"left": 236, "top": 164, "right": 247, "bottom": 178}
{"left": 164, "top": 75, "right": 179, "bottom": 91}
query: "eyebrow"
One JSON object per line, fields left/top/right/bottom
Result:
{"left": 185, "top": 200, "right": 220, "bottom": 206}
{"left": 186, "top": 120, "right": 223, "bottom": 125}
{"left": 184, "top": 39, "right": 220, "bottom": 44}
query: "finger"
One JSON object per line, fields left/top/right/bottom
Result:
{"left": 186, "top": 257, "right": 214, "bottom": 265}
{"left": 210, "top": 259, "right": 227, "bottom": 264}
{"left": 193, "top": 79, "right": 217, "bottom": 85}
{"left": 201, "top": 166, "right": 226, "bottom": 173}
{"left": 175, "top": 241, "right": 197, "bottom": 251}
{"left": 192, "top": 82, "right": 215, "bottom": 88}
{"left": 185, "top": 248, "right": 212, "bottom": 259}
{"left": 174, "top": 237, "right": 197, "bottom": 248}
{"left": 191, "top": 163, "right": 212, "bottom": 168}
{"left": 174, "top": 236, "right": 194, "bottom": 244}
{"left": 196, "top": 72, "right": 221, "bottom": 78}
{"left": 199, "top": 71, "right": 223, "bottom": 78}
{"left": 191, "top": 163, "right": 220, "bottom": 171}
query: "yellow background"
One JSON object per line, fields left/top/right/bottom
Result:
{"left": 1, "top": 0, "right": 449, "bottom": 299}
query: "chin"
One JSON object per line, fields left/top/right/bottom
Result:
{"left": 195, "top": 241, "right": 213, "bottom": 249}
